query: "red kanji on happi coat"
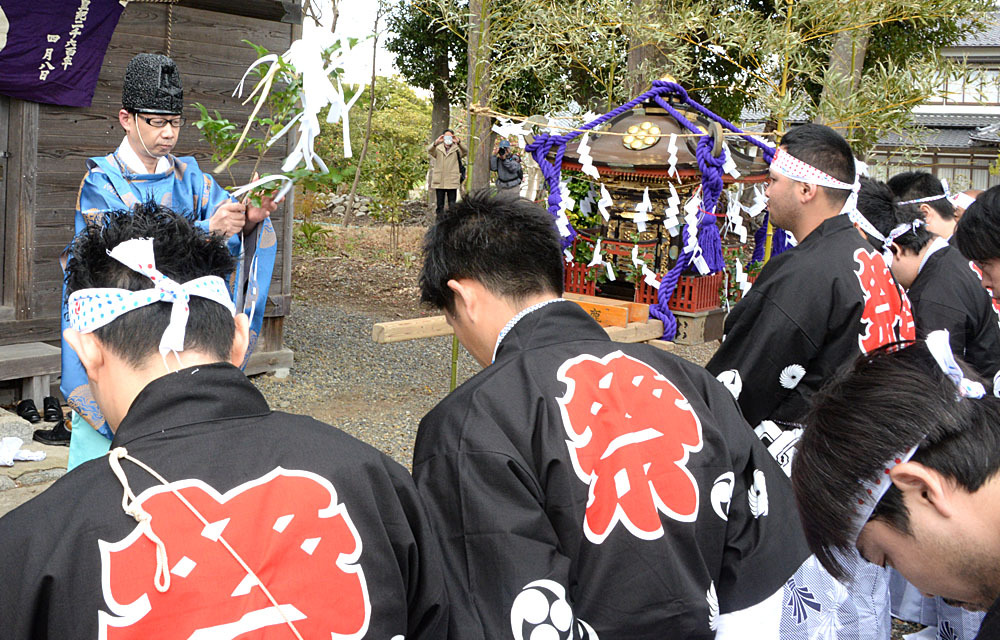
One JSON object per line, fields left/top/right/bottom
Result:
{"left": 968, "top": 261, "right": 1000, "bottom": 325}
{"left": 557, "top": 351, "right": 704, "bottom": 544}
{"left": 99, "top": 469, "right": 371, "bottom": 639}
{"left": 854, "top": 248, "right": 916, "bottom": 353}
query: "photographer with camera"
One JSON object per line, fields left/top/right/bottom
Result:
{"left": 491, "top": 138, "right": 523, "bottom": 198}
{"left": 427, "top": 128, "right": 466, "bottom": 220}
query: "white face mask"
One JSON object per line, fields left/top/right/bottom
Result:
{"left": 444, "top": 135, "right": 453, "bottom": 145}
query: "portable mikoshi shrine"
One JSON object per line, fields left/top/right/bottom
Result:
{"left": 373, "top": 81, "right": 779, "bottom": 356}
{"left": 524, "top": 80, "right": 775, "bottom": 343}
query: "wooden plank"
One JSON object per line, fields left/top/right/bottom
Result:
{"left": 569, "top": 300, "right": 629, "bottom": 327}
{"left": 5, "top": 100, "right": 38, "bottom": 320}
{"left": 0, "top": 318, "right": 61, "bottom": 346}
{"left": 645, "top": 339, "right": 675, "bottom": 352}
{"left": 604, "top": 320, "right": 665, "bottom": 343}
{"left": 373, "top": 315, "right": 666, "bottom": 345}
{"left": 179, "top": 0, "right": 301, "bottom": 24}
{"left": 562, "top": 293, "right": 649, "bottom": 324}
{"left": 245, "top": 347, "right": 294, "bottom": 376}
{"left": 373, "top": 316, "right": 451, "bottom": 344}
{"left": 0, "top": 342, "right": 61, "bottom": 381}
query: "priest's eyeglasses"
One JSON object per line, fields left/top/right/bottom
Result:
{"left": 137, "top": 115, "right": 186, "bottom": 128}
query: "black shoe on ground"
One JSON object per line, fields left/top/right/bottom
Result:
{"left": 42, "top": 396, "right": 62, "bottom": 423}
{"left": 16, "top": 399, "right": 42, "bottom": 424}
{"left": 33, "top": 418, "right": 71, "bottom": 446}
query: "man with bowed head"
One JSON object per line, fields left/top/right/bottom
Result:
{"left": 413, "top": 191, "right": 809, "bottom": 639}
{"left": 0, "top": 204, "right": 449, "bottom": 639}
{"left": 793, "top": 335, "right": 1000, "bottom": 640}
{"left": 55, "top": 52, "right": 280, "bottom": 467}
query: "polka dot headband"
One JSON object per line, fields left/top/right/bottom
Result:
{"left": 67, "top": 237, "right": 235, "bottom": 359}
{"left": 851, "top": 329, "right": 984, "bottom": 540}
{"left": 770, "top": 148, "right": 876, "bottom": 235}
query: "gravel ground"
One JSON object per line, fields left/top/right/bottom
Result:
{"left": 253, "top": 300, "right": 480, "bottom": 468}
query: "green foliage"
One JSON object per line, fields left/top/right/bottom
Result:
{"left": 192, "top": 38, "right": 353, "bottom": 195}
{"left": 385, "top": 0, "right": 466, "bottom": 98}
{"left": 435, "top": 0, "right": 991, "bottom": 156}
{"left": 316, "top": 76, "right": 432, "bottom": 204}
{"left": 294, "top": 221, "right": 332, "bottom": 254}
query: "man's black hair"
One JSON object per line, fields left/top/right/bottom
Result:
{"left": 955, "top": 185, "right": 1000, "bottom": 263}
{"left": 857, "top": 178, "right": 932, "bottom": 254}
{"left": 65, "top": 202, "right": 237, "bottom": 367}
{"left": 420, "top": 190, "right": 564, "bottom": 312}
{"left": 887, "top": 171, "right": 955, "bottom": 221}
{"left": 792, "top": 341, "right": 1000, "bottom": 579}
{"left": 781, "top": 123, "right": 856, "bottom": 208}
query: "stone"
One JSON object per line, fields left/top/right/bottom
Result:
{"left": 333, "top": 205, "right": 347, "bottom": 215}
{"left": 0, "top": 476, "right": 15, "bottom": 491}
{"left": 17, "top": 469, "right": 65, "bottom": 486}
{"left": 0, "top": 408, "right": 32, "bottom": 441}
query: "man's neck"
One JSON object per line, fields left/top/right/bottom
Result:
{"left": 791, "top": 207, "right": 840, "bottom": 243}
{"left": 109, "top": 351, "right": 229, "bottom": 432}
{"left": 118, "top": 136, "right": 167, "bottom": 174}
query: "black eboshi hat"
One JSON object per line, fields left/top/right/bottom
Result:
{"left": 121, "top": 53, "right": 183, "bottom": 115}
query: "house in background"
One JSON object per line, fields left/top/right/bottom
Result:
{"left": 871, "top": 16, "right": 1000, "bottom": 189}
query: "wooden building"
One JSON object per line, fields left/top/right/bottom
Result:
{"left": 0, "top": 0, "right": 299, "bottom": 404}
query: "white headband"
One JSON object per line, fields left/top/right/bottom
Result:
{"left": 851, "top": 328, "right": 984, "bottom": 539}
{"left": 883, "top": 219, "right": 924, "bottom": 251}
{"left": 771, "top": 147, "right": 872, "bottom": 230}
{"left": 67, "top": 238, "right": 235, "bottom": 360}
{"left": 898, "top": 179, "right": 950, "bottom": 206}
{"left": 949, "top": 191, "right": 977, "bottom": 211}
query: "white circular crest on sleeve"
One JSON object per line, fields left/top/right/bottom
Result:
{"left": 748, "top": 469, "right": 769, "bottom": 518}
{"left": 778, "top": 364, "right": 806, "bottom": 389}
{"left": 707, "top": 581, "right": 719, "bottom": 631}
{"left": 710, "top": 472, "right": 735, "bottom": 521}
{"left": 716, "top": 369, "right": 743, "bottom": 400}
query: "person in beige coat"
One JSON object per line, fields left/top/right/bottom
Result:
{"left": 428, "top": 129, "right": 466, "bottom": 219}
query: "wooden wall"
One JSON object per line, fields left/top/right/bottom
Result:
{"left": 1, "top": 1, "right": 297, "bottom": 363}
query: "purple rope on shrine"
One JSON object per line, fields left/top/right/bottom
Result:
{"left": 749, "top": 211, "right": 791, "bottom": 264}
{"left": 525, "top": 79, "right": 778, "bottom": 338}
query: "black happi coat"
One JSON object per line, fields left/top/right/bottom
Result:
{"left": 413, "top": 301, "right": 809, "bottom": 640}
{"left": 0, "top": 364, "right": 448, "bottom": 639}
{"left": 907, "top": 242, "right": 1000, "bottom": 380}
{"left": 707, "top": 215, "right": 914, "bottom": 426}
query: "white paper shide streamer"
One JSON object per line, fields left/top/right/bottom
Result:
{"left": 634, "top": 187, "right": 652, "bottom": 233}
{"left": 597, "top": 184, "right": 613, "bottom": 222}
{"left": 577, "top": 132, "right": 601, "bottom": 180}
{"left": 229, "top": 0, "right": 362, "bottom": 200}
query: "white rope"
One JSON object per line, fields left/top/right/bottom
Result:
{"left": 107, "top": 447, "right": 305, "bottom": 640}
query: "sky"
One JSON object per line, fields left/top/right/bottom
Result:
{"left": 338, "top": 3, "right": 399, "bottom": 85}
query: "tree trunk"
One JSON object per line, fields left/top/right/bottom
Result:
{"left": 429, "top": 53, "right": 451, "bottom": 141}
{"left": 344, "top": 2, "right": 382, "bottom": 226}
{"left": 814, "top": 28, "right": 871, "bottom": 130}
{"left": 626, "top": 0, "right": 665, "bottom": 96}
{"left": 466, "top": 0, "right": 492, "bottom": 192}
{"left": 428, "top": 53, "right": 450, "bottom": 208}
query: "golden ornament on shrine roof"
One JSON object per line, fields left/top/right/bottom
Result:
{"left": 623, "top": 121, "right": 660, "bottom": 150}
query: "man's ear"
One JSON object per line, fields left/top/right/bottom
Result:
{"left": 230, "top": 313, "right": 250, "bottom": 367}
{"left": 919, "top": 203, "right": 936, "bottom": 220}
{"left": 446, "top": 278, "right": 480, "bottom": 323}
{"left": 63, "top": 328, "right": 105, "bottom": 379}
{"left": 119, "top": 109, "right": 132, "bottom": 132}
{"left": 890, "top": 461, "right": 956, "bottom": 519}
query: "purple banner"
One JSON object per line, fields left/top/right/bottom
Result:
{"left": 0, "top": 0, "right": 125, "bottom": 107}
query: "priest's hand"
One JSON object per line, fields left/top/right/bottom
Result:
{"left": 209, "top": 201, "right": 247, "bottom": 238}
{"left": 247, "top": 194, "right": 279, "bottom": 226}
